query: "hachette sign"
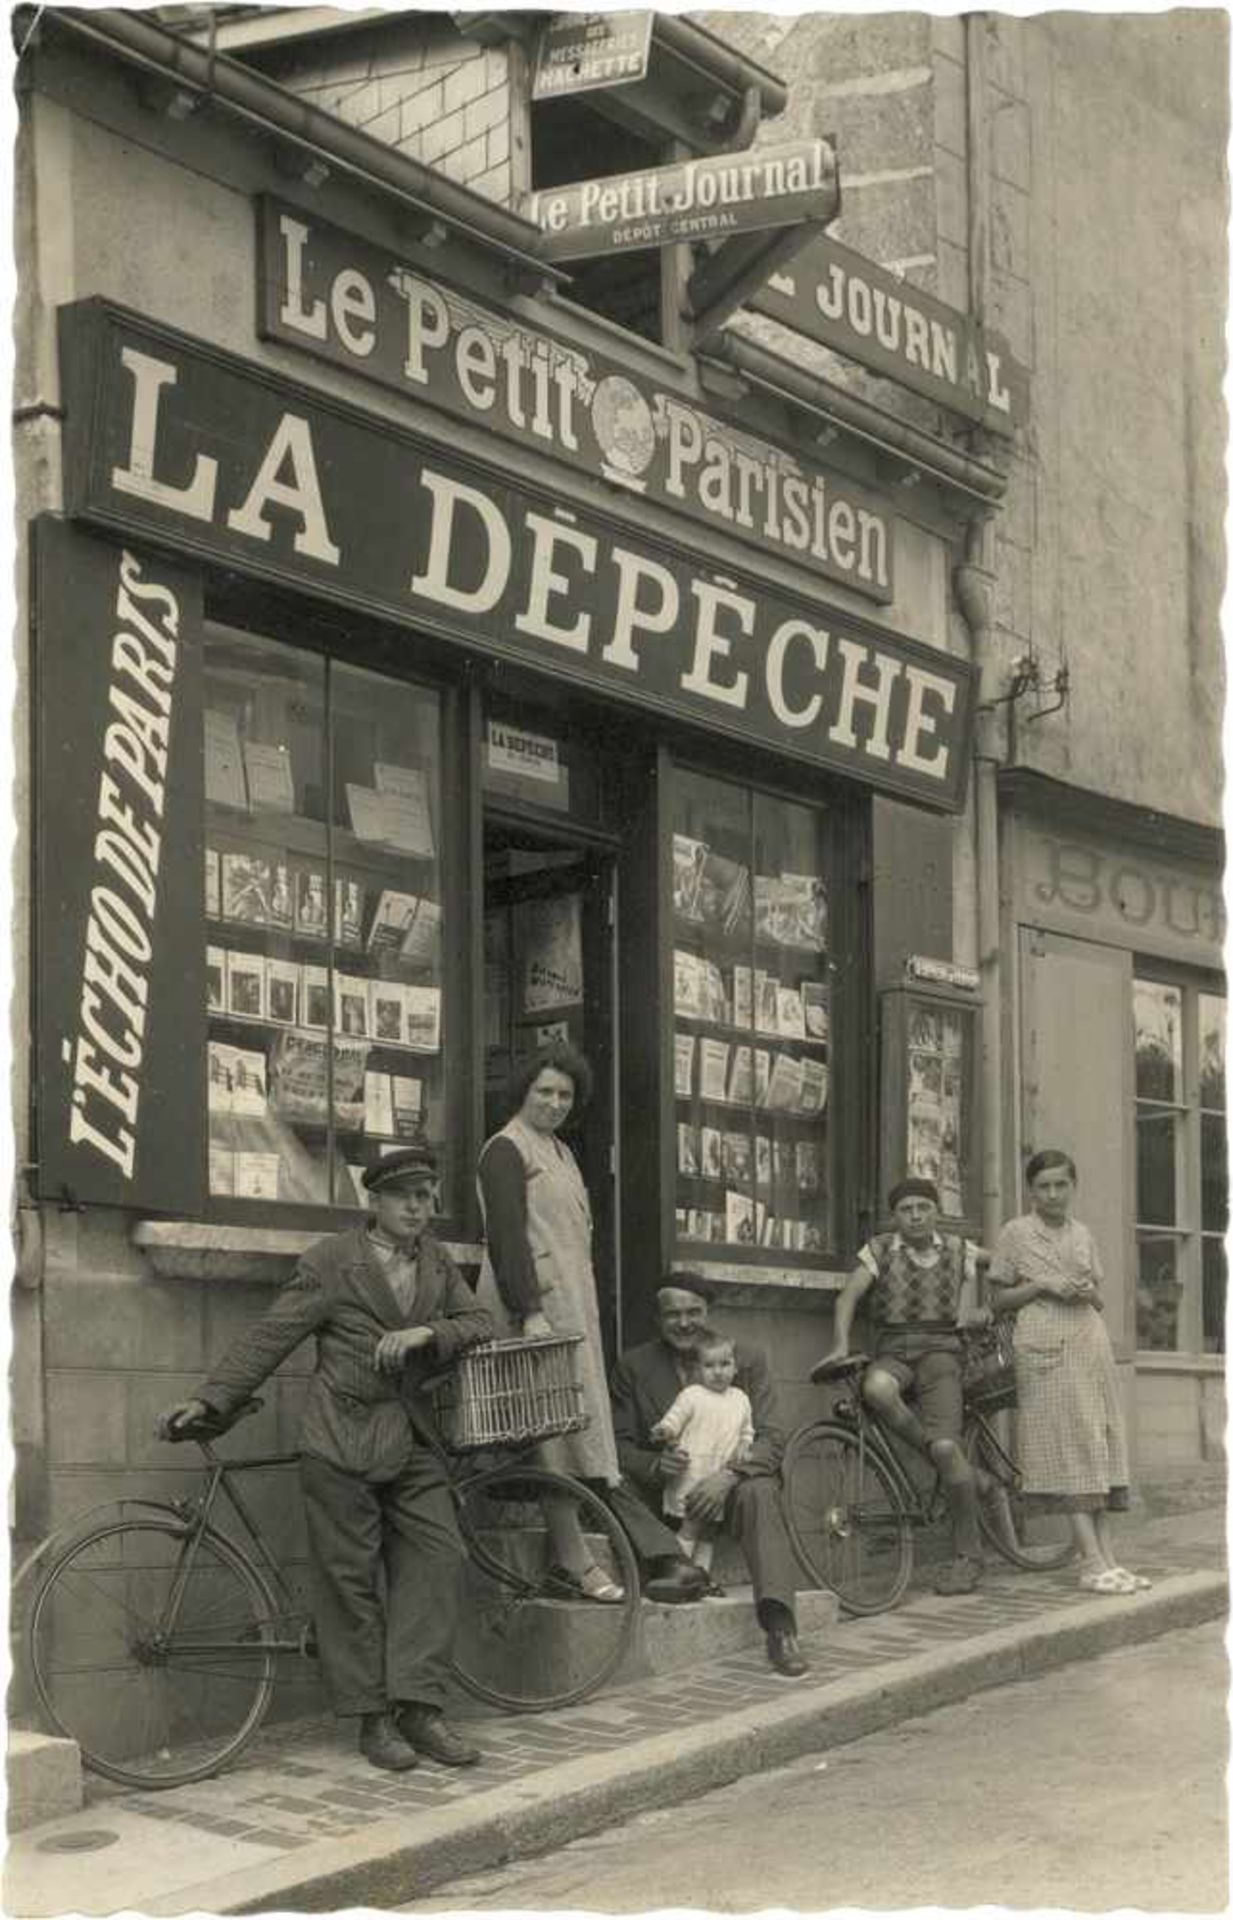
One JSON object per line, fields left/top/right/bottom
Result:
{"left": 59, "top": 302, "right": 975, "bottom": 812}
{"left": 752, "top": 234, "right": 1029, "bottom": 437}
{"left": 531, "top": 11, "right": 653, "bottom": 99}
{"left": 258, "top": 199, "right": 894, "bottom": 603}
{"left": 524, "top": 137, "right": 838, "bottom": 260}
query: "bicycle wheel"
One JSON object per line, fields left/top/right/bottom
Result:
{"left": 965, "top": 1414, "right": 1076, "bottom": 1571}
{"left": 782, "top": 1420, "right": 914, "bottom": 1616}
{"left": 28, "top": 1515, "right": 278, "bottom": 1788}
{"left": 450, "top": 1464, "right": 639, "bottom": 1711}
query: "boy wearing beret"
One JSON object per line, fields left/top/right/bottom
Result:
{"left": 815, "top": 1179, "right": 991, "bottom": 1595}
{"left": 156, "top": 1148, "right": 492, "bottom": 1773}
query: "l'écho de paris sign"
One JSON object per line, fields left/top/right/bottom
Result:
{"left": 58, "top": 301, "right": 975, "bottom": 812}
{"left": 525, "top": 137, "right": 838, "bottom": 261}
{"left": 752, "top": 234, "right": 1029, "bottom": 437}
{"left": 258, "top": 199, "right": 893, "bottom": 604}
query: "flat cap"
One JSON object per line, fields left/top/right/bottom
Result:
{"left": 362, "top": 1146, "right": 439, "bottom": 1193}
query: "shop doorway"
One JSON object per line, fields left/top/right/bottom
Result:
{"left": 482, "top": 816, "right": 619, "bottom": 1355}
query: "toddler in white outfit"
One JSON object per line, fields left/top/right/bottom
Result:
{"left": 650, "top": 1331, "right": 753, "bottom": 1577}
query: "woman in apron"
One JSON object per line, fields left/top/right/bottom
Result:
{"left": 476, "top": 1041, "right": 625, "bottom": 1601}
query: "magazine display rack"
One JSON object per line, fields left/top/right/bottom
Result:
{"left": 203, "top": 627, "right": 446, "bottom": 1211}
{"left": 670, "top": 769, "right": 832, "bottom": 1257}
{"left": 878, "top": 983, "right": 980, "bottom": 1232}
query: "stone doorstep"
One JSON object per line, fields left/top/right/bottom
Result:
{"left": 6, "top": 1731, "right": 83, "bottom": 1833}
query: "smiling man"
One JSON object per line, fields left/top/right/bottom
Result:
{"left": 610, "top": 1275, "right": 808, "bottom": 1677}
{"left": 156, "top": 1146, "right": 492, "bottom": 1773}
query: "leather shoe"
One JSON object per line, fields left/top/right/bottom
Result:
{"left": 398, "top": 1704, "right": 481, "bottom": 1768}
{"left": 766, "top": 1626, "right": 809, "bottom": 1677}
{"left": 643, "top": 1559, "right": 708, "bottom": 1604}
{"left": 359, "top": 1710, "right": 419, "bottom": 1772}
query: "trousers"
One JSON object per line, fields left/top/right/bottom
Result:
{"left": 608, "top": 1473, "right": 799, "bottom": 1627}
{"left": 300, "top": 1447, "right": 465, "bottom": 1717}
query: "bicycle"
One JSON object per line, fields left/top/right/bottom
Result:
{"left": 781, "top": 1337, "right": 1074, "bottom": 1616}
{"left": 26, "top": 1346, "right": 639, "bottom": 1791}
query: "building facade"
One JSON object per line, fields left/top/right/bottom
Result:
{"left": 11, "top": 6, "right": 1226, "bottom": 1646}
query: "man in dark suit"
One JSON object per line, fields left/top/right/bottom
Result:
{"left": 156, "top": 1147, "right": 492, "bottom": 1773}
{"left": 610, "top": 1275, "right": 809, "bottom": 1677}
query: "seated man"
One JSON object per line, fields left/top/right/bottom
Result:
{"left": 815, "top": 1176, "right": 990, "bottom": 1596}
{"left": 610, "top": 1276, "right": 809, "bottom": 1677}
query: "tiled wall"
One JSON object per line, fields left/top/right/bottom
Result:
{"left": 254, "top": 20, "right": 514, "bottom": 205}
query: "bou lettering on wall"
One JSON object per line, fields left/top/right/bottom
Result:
{"left": 58, "top": 300, "right": 975, "bottom": 812}
{"left": 34, "top": 518, "right": 205, "bottom": 1209}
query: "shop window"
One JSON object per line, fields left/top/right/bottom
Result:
{"left": 204, "top": 626, "right": 447, "bottom": 1216}
{"left": 1133, "top": 975, "right": 1226, "bottom": 1353}
{"left": 671, "top": 770, "right": 832, "bottom": 1258}
{"left": 532, "top": 94, "right": 667, "bottom": 344}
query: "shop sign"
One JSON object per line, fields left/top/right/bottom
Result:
{"left": 259, "top": 200, "right": 893, "bottom": 603}
{"left": 1016, "top": 819, "right": 1225, "bottom": 966}
{"left": 59, "top": 302, "right": 975, "bottom": 812}
{"left": 486, "top": 720, "right": 563, "bottom": 788}
{"left": 531, "top": 12, "right": 653, "bottom": 99}
{"left": 33, "top": 517, "right": 205, "bottom": 1210}
{"left": 751, "top": 234, "right": 1028, "bottom": 437}
{"left": 905, "top": 955, "right": 980, "bottom": 992}
{"left": 525, "top": 137, "right": 838, "bottom": 261}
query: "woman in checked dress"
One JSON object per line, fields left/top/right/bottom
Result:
{"left": 988, "top": 1149, "right": 1149, "bottom": 1595}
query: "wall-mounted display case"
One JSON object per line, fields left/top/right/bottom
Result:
{"left": 878, "top": 982, "right": 981, "bottom": 1231}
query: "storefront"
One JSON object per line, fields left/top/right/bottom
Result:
{"left": 1000, "top": 772, "right": 1226, "bottom": 1469}
{"left": 15, "top": 9, "right": 1007, "bottom": 1572}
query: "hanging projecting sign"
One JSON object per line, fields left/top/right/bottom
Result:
{"left": 58, "top": 301, "right": 975, "bottom": 812}
{"left": 531, "top": 11, "right": 653, "bottom": 99}
{"left": 258, "top": 199, "right": 893, "bottom": 603}
{"left": 751, "top": 234, "right": 1028, "bottom": 437}
{"left": 524, "top": 137, "right": 838, "bottom": 261}
{"left": 33, "top": 516, "right": 206, "bottom": 1210}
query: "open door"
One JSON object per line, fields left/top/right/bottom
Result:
{"left": 483, "top": 817, "right": 618, "bottom": 1357}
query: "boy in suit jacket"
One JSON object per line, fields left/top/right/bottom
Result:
{"left": 610, "top": 1275, "right": 809, "bottom": 1677}
{"left": 156, "top": 1148, "right": 491, "bottom": 1773}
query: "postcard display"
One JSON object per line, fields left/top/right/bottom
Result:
{"left": 672, "top": 771, "right": 831, "bottom": 1256}
{"left": 878, "top": 985, "right": 979, "bottom": 1227}
{"left": 204, "top": 627, "right": 444, "bottom": 1210}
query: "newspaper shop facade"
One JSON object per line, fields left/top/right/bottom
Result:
{"left": 21, "top": 7, "right": 1218, "bottom": 1583}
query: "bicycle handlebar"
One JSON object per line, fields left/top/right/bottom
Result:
{"left": 164, "top": 1397, "right": 264, "bottom": 1442}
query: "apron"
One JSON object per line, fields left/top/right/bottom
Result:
{"left": 476, "top": 1115, "right": 620, "bottom": 1485}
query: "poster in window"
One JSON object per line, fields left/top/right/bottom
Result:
{"left": 519, "top": 895, "right": 583, "bottom": 1014}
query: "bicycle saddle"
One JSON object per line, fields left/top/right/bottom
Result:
{"left": 808, "top": 1352, "right": 869, "bottom": 1384}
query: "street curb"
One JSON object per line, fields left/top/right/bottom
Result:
{"left": 140, "top": 1567, "right": 1227, "bottom": 1915}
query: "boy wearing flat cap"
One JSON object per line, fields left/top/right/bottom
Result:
{"left": 815, "top": 1179, "right": 992, "bottom": 1595}
{"left": 156, "top": 1147, "right": 492, "bottom": 1773}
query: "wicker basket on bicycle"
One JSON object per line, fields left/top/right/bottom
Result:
{"left": 960, "top": 1319, "right": 1017, "bottom": 1411}
{"left": 432, "top": 1335, "right": 589, "bottom": 1452}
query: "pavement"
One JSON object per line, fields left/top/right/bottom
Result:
{"left": 6, "top": 1502, "right": 1226, "bottom": 1918}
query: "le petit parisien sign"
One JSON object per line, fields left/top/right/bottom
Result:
{"left": 59, "top": 302, "right": 975, "bottom": 813}
{"left": 525, "top": 137, "right": 838, "bottom": 260}
{"left": 259, "top": 200, "right": 893, "bottom": 604}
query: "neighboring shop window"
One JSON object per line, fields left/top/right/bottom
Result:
{"left": 672, "top": 770, "right": 831, "bottom": 1257}
{"left": 1133, "top": 976, "right": 1226, "bottom": 1353}
{"left": 204, "top": 626, "right": 445, "bottom": 1213}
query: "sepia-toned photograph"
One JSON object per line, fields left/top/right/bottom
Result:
{"left": 7, "top": 4, "right": 1227, "bottom": 1915}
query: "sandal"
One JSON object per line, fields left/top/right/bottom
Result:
{"left": 1111, "top": 1566, "right": 1152, "bottom": 1591}
{"left": 1077, "top": 1566, "right": 1130, "bottom": 1595}
{"left": 546, "top": 1562, "right": 626, "bottom": 1604}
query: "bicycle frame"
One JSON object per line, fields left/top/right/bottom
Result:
{"left": 130, "top": 1443, "right": 312, "bottom": 1657}
{"left": 826, "top": 1383, "right": 948, "bottom": 1530}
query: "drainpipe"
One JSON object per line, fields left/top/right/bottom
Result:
{"left": 951, "top": 14, "right": 1004, "bottom": 1251}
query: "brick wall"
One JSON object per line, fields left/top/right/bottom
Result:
{"left": 253, "top": 19, "right": 515, "bottom": 205}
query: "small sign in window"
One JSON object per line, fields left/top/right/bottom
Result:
{"left": 483, "top": 719, "right": 571, "bottom": 810}
{"left": 531, "top": 12, "right": 654, "bottom": 101}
